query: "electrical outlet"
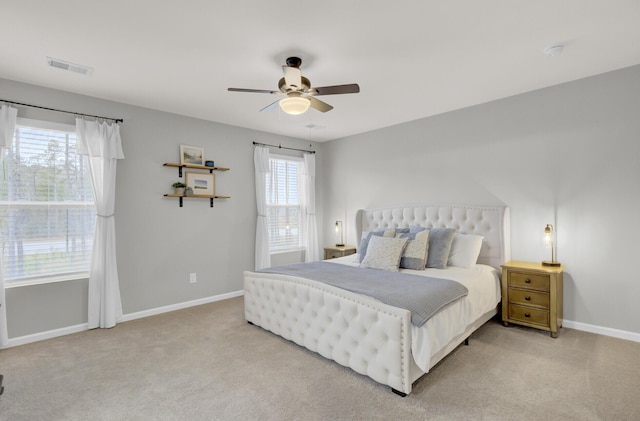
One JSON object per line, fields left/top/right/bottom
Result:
{"left": 189, "top": 273, "right": 197, "bottom": 283}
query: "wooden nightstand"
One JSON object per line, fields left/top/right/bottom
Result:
{"left": 324, "top": 245, "right": 356, "bottom": 260}
{"left": 501, "top": 261, "right": 564, "bottom": 338}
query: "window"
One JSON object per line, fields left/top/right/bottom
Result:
{"left": 266, "top": 155, "right": 303, "bottom": 252}
{"left": 0, "top": 118, "right": 95, "bottom": 285}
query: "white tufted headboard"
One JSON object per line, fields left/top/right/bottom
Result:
{"left": 356, "top": 204, "right": 511, "bottom": 269}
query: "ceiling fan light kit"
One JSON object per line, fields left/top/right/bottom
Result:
{"left": 279, "top": 96, "right": 310, "bottom": 115}
{"left": 228, "top": 56, "right": 360, "bottom": 115}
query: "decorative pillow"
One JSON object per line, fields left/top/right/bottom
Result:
{"left": 396, "top": 229, "right": 429, "bottom": 270}
{"left": 357, "top": 228, "right": 396, "bottom": 262}
{"left": 448, "top": 233, "right": 484, "bottom": 269}
{"left": 426, "top": 228, "right": 456, "bottom": 269}
{"left": 360, "top": 235, "right": 409, "bottom": 272}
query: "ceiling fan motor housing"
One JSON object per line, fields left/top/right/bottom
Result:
{"left": 279, "top": 76, "right": 311, "bottom": 93}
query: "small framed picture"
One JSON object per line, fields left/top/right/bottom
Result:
{"left": 185, "top": 171, "right": 215, "bottom": 196}
{"left": 180, "top": 144, "right": 205, "bottom": 166}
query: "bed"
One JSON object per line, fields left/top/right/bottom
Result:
{"left": 244, "top": 204, "right": 510, "bottom": 396}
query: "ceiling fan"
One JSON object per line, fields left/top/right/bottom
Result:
{"left": 228, "top": 57, "right": 360, "bottom": 115}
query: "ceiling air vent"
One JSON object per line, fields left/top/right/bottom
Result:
{"left": 46, "top": 57, "right": 93, "bottom": 76}
{"left": 305, "top": 124, "right": 325, "bottom": 130}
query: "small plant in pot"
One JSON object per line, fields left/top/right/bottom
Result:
{"left": 172, "top": 182, "right": 186, "bottom": 195}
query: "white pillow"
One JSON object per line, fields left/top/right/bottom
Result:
{"left": 360, "top": 235, "right": 409, "bottom": 272}
{"left": 447, "top": 233, "right": 484, "bottom": 269}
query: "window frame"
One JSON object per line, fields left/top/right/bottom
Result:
{"left": 1, "top": 117, "right": 95, "bottom": 288}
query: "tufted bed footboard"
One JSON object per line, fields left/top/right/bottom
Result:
{"left": 244, "top": 271, "right": 414, "bottom": 395}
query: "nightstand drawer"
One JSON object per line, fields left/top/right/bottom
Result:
{"left": 508, "top": 288, "right": 549, "bottom": 309}
{"left": 324, "top": 246, "right": 356, "bottom": 260}
{"left": 326, "top": 250, "right": 345, "bottom": 259}
{"left": 508, "top": 272, "right": 550, "bottom": 292}
{"left": 508, "top": 304, "right": 549, "bottom": 326}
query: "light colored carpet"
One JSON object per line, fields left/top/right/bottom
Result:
{"left": 1, "top": 296, "right": 639, "bottom": 420}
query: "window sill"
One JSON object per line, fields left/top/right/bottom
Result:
{"left": 4, "top": 273, "right": 89, "bottom": 289}
{"left": 270, "top": 248, "right": 305, "bottom": 255}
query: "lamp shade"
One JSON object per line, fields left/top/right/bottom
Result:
{"left": 279, "top": 96, "right": 310, "bottom": 115}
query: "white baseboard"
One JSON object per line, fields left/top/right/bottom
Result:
{"left": 6, "top": 293, "right": 638, "bottom": 349}
{"left": 121, "top": 290, "right": 244, "bottom": 322}
{"left": 6, "top": 323, "right": 89, "bottom": 348}
{"left": 3, "top": 290, "right": 244, "bottom": 349}
{"left": 563, "top": 319, "right": 640, "bottom": 343}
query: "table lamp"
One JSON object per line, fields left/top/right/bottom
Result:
{"left": 542, "top": 224, "right": 561, "bottom": 267}
{"left": 335, "top": 221, "right": 345, "bottom": 247}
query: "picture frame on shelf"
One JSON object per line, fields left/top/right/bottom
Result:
{"left": 180, "top": 144, "right": 205, "bottom": 166}
{"left": 185, "top": 171, "right": 215, "bottom": 196}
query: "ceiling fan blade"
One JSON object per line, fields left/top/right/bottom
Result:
{"left": 309, "top": 83, "right": 360, "bottom": 96}
{"left": 282, "top": 66, "right": 303, "bottom": 90}
{"left": 308, "top": 97, "right": 334, "bottom": 113}
{"left": 259, "top": 99, "right": 281, "bottom": 112}
{"left": 228, "top": 88, "right": 279, "bottom": 94}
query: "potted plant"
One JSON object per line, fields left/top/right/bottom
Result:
{"left": 172, "top": 182, "right": 186, "bottom": 195}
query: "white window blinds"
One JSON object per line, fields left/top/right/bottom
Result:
{"left": 0, "top": 119, "right": 95, "bottom": 283}
{"left": 266, "top": 156, "right": 302, "bottom": 252}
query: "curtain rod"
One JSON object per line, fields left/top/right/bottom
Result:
{"left": 252, "top": 141, "right": 315, "bottom": 154}
{"left": 0, "top": 99, "right": 124, "bottom": 123}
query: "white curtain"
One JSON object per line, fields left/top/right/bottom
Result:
{"left": 302, "top": 153, "right": 320, "bottom": 262}
{"left": 0, "top": 105, "right": 17, "bottom": 347}
{"left": 76, "top": 117, "right": 124, "bottom": 329}
{"left": 254, "top": 146, "right": 271, "bottom": 270}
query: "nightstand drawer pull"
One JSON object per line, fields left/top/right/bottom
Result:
{"left": 524, "top": 312, "right": 531, "bottom": 318}
{"left": 524, "top": 278, "right": 531, "bottom": 283}
{"left": 525, "top": 296, "right": 531, "bottom": 301}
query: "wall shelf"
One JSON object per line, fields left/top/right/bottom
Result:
{"left": 163, "top": 162, "right": 230, "bottom": 177}
{"left": 163, "top": 194, "right": 231, "bottom": 207}
{"left": 163, "top": 162, "right": 230, "bottom": 207}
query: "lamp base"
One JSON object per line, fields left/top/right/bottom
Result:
{"left": 542, "top": 260, "right": 561, "bottom": 267}
{"left": 335, "top": 243, "right": 345, "bottom": 247}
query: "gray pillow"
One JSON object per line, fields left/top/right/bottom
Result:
{"left": 426, "top": 228, "right": 456, "bottom": 269}
{"left": 357, "top": 228, "right": 396, "bottom": 262}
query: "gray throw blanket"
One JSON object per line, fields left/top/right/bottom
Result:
{"left": 258, "top": 262, "right": 468, "bottom": 327}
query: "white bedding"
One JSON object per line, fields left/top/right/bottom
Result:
{"left": 325, "top": 254, "right": 501, "bottom": 371}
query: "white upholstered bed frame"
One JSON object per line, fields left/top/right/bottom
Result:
{"left": 244, "top": 204, "right": 510, "bottom": 396}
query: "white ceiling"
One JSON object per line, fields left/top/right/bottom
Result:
{"left": 2, "top": 1, "right": 640, "bottom": 142}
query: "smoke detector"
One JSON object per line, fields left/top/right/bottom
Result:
{"left": 543, "top": 44, "right": 565, "bottom": 57}
{"left": 46, "top": 57, "right": 93, "bottom": 76}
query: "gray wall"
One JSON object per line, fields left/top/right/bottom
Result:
{"left": 321, "top": 65, "right": 640, "bottom": 335}
{"left": 1, "top": 78, "right": 324, "bottom": 338}
{"left": 4, "top": 64, "right": 640, "bottom": 340}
